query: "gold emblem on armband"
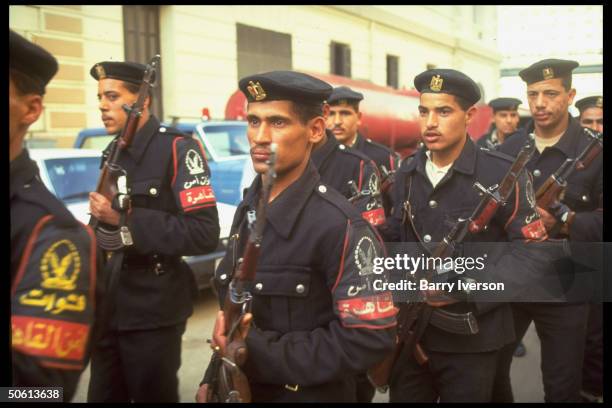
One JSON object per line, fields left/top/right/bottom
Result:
{"left": 40, "top": 240, "right": 81, "bottom": 291}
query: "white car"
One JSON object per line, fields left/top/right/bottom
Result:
{"left": 29, "top": 148, "right": 236, "bottom": 290}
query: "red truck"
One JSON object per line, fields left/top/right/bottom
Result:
{"left": 225, "top": 71, "right": 493, "bottom": 157}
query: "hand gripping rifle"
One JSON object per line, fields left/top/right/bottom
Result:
{"left": 207, "top": 145, "right": 277, "bottom": 403}
{"left": 535, "top": 128, "right": 602, "bottom": 217}
{"left": 90, "top": 54, "right": 160, "bottom": 251}
{"left": 367, "top": 135, "right": 536, "bottom": 391}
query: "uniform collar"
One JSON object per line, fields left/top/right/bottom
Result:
{"left": 311, "top": 129, "right": 339, "bottom": 168}
{"left": 352, "top": 133, "right": 364, "bottom": 149}
{"left": 402, "top": 136, "right": 476, "bottom": 178}
{"left": 126, "top": 115, "right": 161, "bottom": 164}
{"left": 10, "top": 149, "right": 39, "bottom": 200}
{"left": 245, "top": 161, "right": 321, "bottom": 240}
{"left": 524, "top": 114, "right": 582, "bottom": 158}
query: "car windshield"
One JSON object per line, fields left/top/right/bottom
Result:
{"left": 81, "top": 135, "right": 114, "bottom": 150}
{"left": 44, "top": 157, "right": 100, "bottom": 202}
{"left": 200, "top": 125, "right": 249, "bottom": 159}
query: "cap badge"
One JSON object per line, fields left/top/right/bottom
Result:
{"left": 430, "top": 75, "right": 443, "bottom": 92}
{"left": 596, "top": 97, "right": 603, "bottom": 108}
{"left": 542, "top": 67, "right": 554, "bottom": 80}
{"left": 247, "top": 81, "right": 267, "bottom": 101}
{"left": 95, "top": 64, "right": 107, "bottom": 79}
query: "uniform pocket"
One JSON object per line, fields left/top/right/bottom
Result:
{"left": 250, "top": 265, "right": 315, "bottom": 332}
{"left": 129, "top": 178, "right": 162, "bottom": 207}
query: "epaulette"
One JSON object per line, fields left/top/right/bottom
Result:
{"left": 18, "top": 180, "right": 78, "bottom": 227}
{"left": 337, "top": 143, "right": 373, "bottom": 163}
{"left": 157, "top": 125, "right": 187, "bottom": 137}
{"left": 480, "top": 147, "right": 515, "bottom": 163}
{"left": 314, "top": 182, "right": 364, "bottom": 221}
{"left": 364, "top": 137, "right": 393, "bottom": 154}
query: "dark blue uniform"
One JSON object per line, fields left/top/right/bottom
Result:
{"left": 312, "top": 130, "right": 386, "bottom": 227}
{"left": 88, "top": 116, "right": 220, "bottom": 402}
{"left": 494, "top": 115, "right": 602, "bottom": 402}
{"left": 11, "top": 149, "right": 101, "bottom": 401}
{"left": 214, "top": 162, "right": 396, "bottom": 402}
{"left": 384, "top": 137, "right": 550, "bottom": 402}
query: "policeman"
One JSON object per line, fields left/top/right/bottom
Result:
{"left": 312, "top": 109, "right": 385, "bottom": 228}
{"left": 575, "top": 95, "right": 603, "bottom": 134}
{"left": 575, "top": 94, "right": 603, "bottom": 403}
{"left": 327, "top": 86, "right": 400, "bottom": 221}
{"left": 86, "top": 61, "right": 220, "bottom": 402}
{"left": 477, "top": 97, "right": 522, "bottom": 149}
{"left": 384, "top": 68, "right": 548, "bottom": 402}
{"left": 198, "top": 71, "right": 396, "bottom": 402}
{"left": 497, "top": 59, "right": 602, "bottom": 402}
{"left": 10, "top": 29, "right": 101, "bottom": 401}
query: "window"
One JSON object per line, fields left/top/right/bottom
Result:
{"left": 237, "top": 23, "right": 292, "bottom": 79}
{"left": 330, "top": 41, "right": 351, "bottom": 77}
{"left": 387, "top": 55, "right": 399, "bottom": 89}
{"left": 123, "top": 5, "right": 163, "bottom": 119}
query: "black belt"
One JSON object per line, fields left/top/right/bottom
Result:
{"left": 429, "top": 308, "right": 479, "bottom": 335}
{"left": 122, "top": 254, "right": 179, "bottom": 270}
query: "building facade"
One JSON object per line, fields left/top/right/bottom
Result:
{"left": 10, "top": 5, "right": 501, "bottom": 147}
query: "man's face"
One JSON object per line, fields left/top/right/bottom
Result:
{"left": 246, "top": 100, "right": 320, "bottom": 176}
{"left": 97, "top": 78, "right": 138, "bottom": 135}
{"left": 493, "top": 109, "right": 520, "bottom": 136}
{"left": 526, "top": 78, "right": 575, "bottom": 131}
{"left": 418, "top": 93, "right": 474, "bottom": 153}
{"left": 9, "top": 79, "right": 23, "bottom": 145}
{"left": 579, "top": 107, "right": 603, "bottom": 134}
{"left": 326, "top": 103, "right": 361, "bottom": 145}
{"left": 9, "top": 77, "right": 42, "bottom": 147}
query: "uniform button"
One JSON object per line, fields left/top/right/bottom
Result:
{"left": 149, "top": 187, "right": 158, "bottom": 195}
{"left": 318, "top": 185, "right": 327, "bottom": 193}
{"left": 339, "top": 144, "right": 346, "bottom": 150}
{"left": 582, "top": 195, "right": 589, "bottom": 202}
{"left": 428, "top": 200, "right": 438, "bottom": 208}
{"left": 423, "top": 234, "right": 432, "bottom": 243}
{"left": 533, "top": 169, "right": 541, "bottom": 177}
{"left": 296, "top": 284, "right": 305, "bottom": 294}
{"left": 367, "top": 138, "right": 372, "bottom": 142}
{"left": 159, "top": 127, "right": 167, "bottom": 133}
{"left": 255, "top": 283, "right": 263, "bottom": 291}
{"left": 219, "top": 274, "right": 227, "bottom": 281}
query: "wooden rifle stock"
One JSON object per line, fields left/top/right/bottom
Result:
{"left": 535, "top": 128, "right": 602, "bottom": 211}
{"left": 208, "top": 145, "right": 277, "bottom": 403}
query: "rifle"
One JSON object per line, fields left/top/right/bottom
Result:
{"left": 367, "top": 135, "right": 536, "bottom": 391}
{"left": 90, "top": 54, "right": 160, "bottom": 251}
{"left": 535, "top": 128, "right": 602, "bottom": 211}
{"left": 206, "top": 145, "right": 277, "bottom": 403}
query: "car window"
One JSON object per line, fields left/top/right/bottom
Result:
{"left": 44, "top": 157, "right": 100, "bottom": 202}
{"left": 81, "top": 135, "right": 114, "bottom": 150}
{"left": 200, "top": 125, "right": 249, "bottom": 159}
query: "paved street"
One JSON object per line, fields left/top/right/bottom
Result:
{"left": 73, "top": 289, "right": 545, "bottom": 402}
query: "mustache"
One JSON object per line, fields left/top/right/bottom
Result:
{"left": 250, "top": 146, "right": 271, "bottom": 155}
